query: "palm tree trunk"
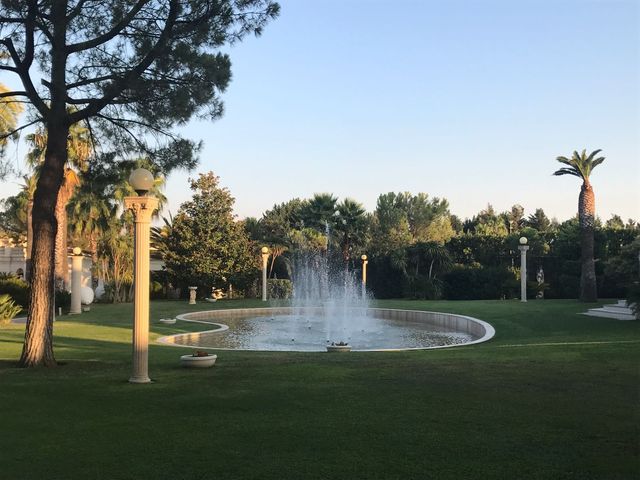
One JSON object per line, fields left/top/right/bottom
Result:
{"left": 579, "top": 181, "right": 597, "bottom": 302}
{"left": 54, "top": 189, "right": 70, "bottom": 289}
{"left": 90, "top": 235, "right": 99, "bottom": 289}
{"left": 25, "top": 198, "right": 33, "bottom": 282}
{"left": 342, "top": 235, "right": 350, "bottom": 263}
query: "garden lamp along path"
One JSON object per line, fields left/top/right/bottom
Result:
{"left": 124, "top": 168, "right": 158, "bottom": 384}
{"left": 518, "top": 237, "right": 529, "bottom": 302}
{"left": 261, "top": 247, "right": 270, "bottom": 302}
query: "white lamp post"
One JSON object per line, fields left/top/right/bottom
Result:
{"left": 69, "top": 247, "right": 83, "bottom": 314}
{"left": 518, "top": 237, "right": 529, "bottom": 303}
{"left": 361, "top": 254, "right": 368, "bottom": 299}
{"left": 124, "top": 168, "right": 158, "bottom": 384}
{"left": 261, "top": 246, "right": 270, "bottom": 301}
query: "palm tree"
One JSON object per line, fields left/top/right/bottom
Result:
{"left": 0, "top": 83, "right": 24, "bottom": 179}
{"left": 335, "top": 198, "right": 369, "bottom": 263}
{"left": 302, "top": 193, "right": 338, "bottom": 231}
{"left": 0, "top": 84, "right": 23, "bottom": 142}
{"left": 554, "top": 149, "right": 605, "bottom": 302}
{"left": 406, "top": 242, "right": 452, "bottom": 280}
{"left": 112, "top": 163, "right": 167, "bottom": 214}
{"left": 67, "top": 159, "right": 166, "bottom": 291}
{"left": 67, "top": 180, "right": 115, "bottom": 289}
{"left": 26, "top": 122, "right": 93, "bottom": 288}
{"left": 151, "top": 213, "right": 174, "bottom": 257}
{"left": 405, "top": 241, "right": 452, "bottom": 299}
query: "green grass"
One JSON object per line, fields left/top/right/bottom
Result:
{"left": 1, "top": 299, "right": 638, "bottom": 480}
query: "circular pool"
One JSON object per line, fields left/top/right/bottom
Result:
{"left": 158, "top": 307, "right": 495, "bottom": 352}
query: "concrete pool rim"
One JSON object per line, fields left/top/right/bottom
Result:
{"left": 156, "top": 307, "right": 496, "bottom": 352}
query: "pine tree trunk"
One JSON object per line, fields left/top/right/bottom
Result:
{"left": 578, "top": 180, "right": 598, "bottom": 302}
{"left": 19, "top": 122, "right": 69, "bottom": 367}
{"left": 19, "top": 1, "right": 69, "bottom": 367}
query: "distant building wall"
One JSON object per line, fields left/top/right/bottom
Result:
{"left": 150, "top": 258, "right": 165, "bottom": 271}
{"left": 0, "top": 246, "right": 26, "bottom": 277}
{"left": 1, "top": 248, "right": 164, "bottom": 291}
{"left": 0, "top": 248, "right": 92, "bottom": 289}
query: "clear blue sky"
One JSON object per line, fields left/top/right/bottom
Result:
{"left": 4, "top": 0, "right": 640, "bottom": 222}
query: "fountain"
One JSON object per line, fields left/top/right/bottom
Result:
{"left": 161, "top": 230, "right": 496, "bottom": 351}
{"left": 288, "top": 244, "right": 371, "bottom": 349}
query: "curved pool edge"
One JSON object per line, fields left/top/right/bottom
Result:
{"left": 156, "top": 307, "right": 496, "bottom": 352}
{"left": 156, "top": 318, "right": 229, "bottom": 350}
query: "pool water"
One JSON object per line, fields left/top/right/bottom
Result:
{"left": 178, "top": 313, "right": 473, "bottom": 352}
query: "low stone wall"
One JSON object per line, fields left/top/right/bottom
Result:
{"left": 368, "top": 308, "right": 491, "bottom": 342}
{"left": 165, "top": 307, "right": 495, "bottom": 350}
{"left": 176, "top": 307, "right": 293, "bottom": 322}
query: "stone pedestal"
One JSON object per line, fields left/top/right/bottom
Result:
{"left": 188, "top": 286, "right": 197, "bottom": 305}
{"left": 69, "top": 250, "right": 83, "bottom": 314}
{"left": 124, "top": 195, "right": 159, "bottom": 384}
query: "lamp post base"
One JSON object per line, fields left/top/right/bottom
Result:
{"left": 128, "top": 376, "right": 152, "bottom": 384}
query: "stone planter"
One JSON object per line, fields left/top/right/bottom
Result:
{"left": 180, "top": 354, "right": 217, "bottom": 368}
{"left": 326, "top": 345, "right": 351, "bottom": 353}
{"left": 158, "top": 318, "right": 176, "bottom": 325}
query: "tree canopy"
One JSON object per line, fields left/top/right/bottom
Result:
{"left": 0, "top": 0, "right": 279, "bottom": 367}
{"left": 162, "top": 172, "right": 258, "bottom": 293}
{"left": 0, "top": 1, "right": 279, "bottom": 161}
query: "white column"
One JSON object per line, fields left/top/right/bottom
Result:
{"left": 518, "top": 245, "right": 529, "bottom": 302}
{"left": 125, "top": 196, "right": 159, "bottom": 384}
{"left": 361, "top": 255, "right": 368, "bottom": 299}
{"left": 69, "top": 247, "right": 83, "bottom": 314}
{"left": 261, "top": 247, "right": 269, "bottom": 302}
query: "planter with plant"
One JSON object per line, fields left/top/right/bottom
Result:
{"left": 326, "top": 341, "right": 351, "bottom": 353}
{"left": 180, "top": 350, "right": 217, "bottom": 368}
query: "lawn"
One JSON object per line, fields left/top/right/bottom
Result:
{"left": 1, "top": 299, "right": 638, "bottom": 480}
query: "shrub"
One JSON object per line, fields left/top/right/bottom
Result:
{"left": 102, "top": 281, "right": 133, "bottom": 303}
{"left": 0, "top": 276, "right": 73, "bottom": 312}
{"left": 0, "top": 294, "right": 22, "bottom": 326}
{"left": 0, "top": 275, "right": 29, "bottom": 309}
{"left": 55, "top": 289, "right": 71, "bottom": 310}
{"left": 403, "top": 276, "right": 443, "bottom": 300}
{"left": 443, "top": 265, "right": 518, "bottom": 300}
{"left": 553, "top": 274, "right": 580, "bottom": 299}
{"left": 367, "top": 256, "right": 406, "bottom": 299}
{"left": 150, "top": 280, "right": 164, "bottom": 300}
{"left": 268, "top": 279, "right": 293, "bottom": 299}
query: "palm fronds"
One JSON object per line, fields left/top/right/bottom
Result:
{"left": 553, "top": 149, "right": 605, "bottom": 180}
